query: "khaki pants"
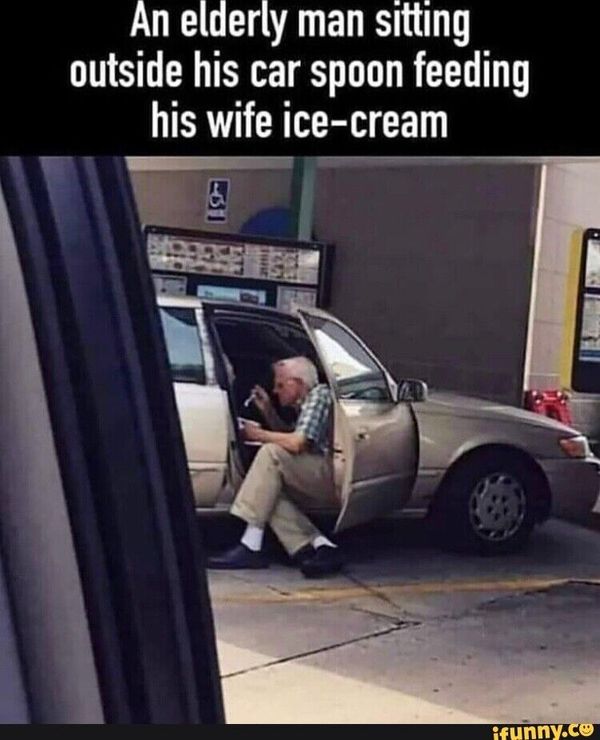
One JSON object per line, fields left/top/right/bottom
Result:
{"left": 230, "top": 443, "right": 338, "bottom": 556}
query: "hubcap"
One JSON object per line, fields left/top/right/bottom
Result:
{"left": 468, "top": 472, "right": 526, "bottom": 542}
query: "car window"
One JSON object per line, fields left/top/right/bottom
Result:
{"left": 215, "top": 318, "right": 315, "bottom": 362}
{"left": 211, "top": 314, "right": 328, "bottom": 427}
{"left": 159, "top": 307, "right": 206, "bottom": 385}
{"left": 261, "top": 320, "right": 321, "bottom": 365}
{"left": 307, "top": 317, "right": 391, "bottom": 401}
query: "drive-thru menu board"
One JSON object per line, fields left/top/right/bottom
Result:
{"left": 572, "top": 229, "right": 600, "bottom": 392}
{"left": 579, "top": 238, "right": 600, "bottom": 360}
{"left": 145, "top": 225, "right": 334, "bottom": 311}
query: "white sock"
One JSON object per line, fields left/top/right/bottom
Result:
{"left": 312, "top": 535, "right": 337, "bottom": 550}
{"left": 241, "top": 525, "right": 264, "bottom": 552}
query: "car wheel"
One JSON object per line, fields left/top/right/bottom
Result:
{"left": 433, "top": 451, "right": 539, "bottom": 555}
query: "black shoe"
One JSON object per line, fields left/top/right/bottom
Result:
{"left": 300, "top": 546, "right": 345, "bottom": 579}
{"left": 291, "top": 544, "right": 315, "bottom": 567}
{"left": 207, "top": 543, "right": 269, "bottom": 570}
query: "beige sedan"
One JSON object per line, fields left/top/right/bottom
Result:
{"left": 157, "top": 295, "right": 600, "bottom": 555}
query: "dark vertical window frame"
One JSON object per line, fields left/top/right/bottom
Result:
{"left": 0, "top": 157, "right": 224, "bottom": 724}
{"left": 90, "top": 156, "right": 224, "bottom": 724}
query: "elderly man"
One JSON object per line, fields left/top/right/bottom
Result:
{"left": 207, "top": 356, "right": 344, "bottom": 578}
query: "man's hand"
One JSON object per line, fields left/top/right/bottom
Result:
{"left": 241, "top": 421, "right": 264, "bottom": 443}
{"left": 242, "top": 423, "right": 307, "bottom": 455}
{"left": 249, "top": 385, "right": 272, "bottom": 416}
{"left": 246, "top": 385, "right": 292, "bottom": 433}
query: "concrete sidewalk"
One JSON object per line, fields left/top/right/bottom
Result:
{"left": 217, "top": 640, "right": 491, "bottom": 724}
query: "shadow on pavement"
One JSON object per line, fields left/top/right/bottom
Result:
{"left": 198, "top": 515, "right": 437, "bottom": 564}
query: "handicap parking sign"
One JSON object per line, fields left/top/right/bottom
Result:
{"left": 205, "top": 178, "right": 230, "bottom": 224}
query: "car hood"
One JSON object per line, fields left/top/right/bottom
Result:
{"left": 420, "top": 390, "right": 581, "bottom": 436}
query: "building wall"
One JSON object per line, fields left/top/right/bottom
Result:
{"left": 527, "top": 163, "right": 600, "bottom": 438}
{"left": 313, "top": 166, "right": 538, "bottom": 404}
{"left": 132, "top": 169, "right": 291, "bottom": 233}
{"left": 131, "top": 164, "right": 539, "bottom": 405}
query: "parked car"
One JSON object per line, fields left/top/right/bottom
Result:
{"left": 158, "top": 295, "right": 600, "bottom": 554}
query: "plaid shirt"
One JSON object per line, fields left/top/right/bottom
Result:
{"left": 295, "top": 384, "right": 332, "bottom": 455}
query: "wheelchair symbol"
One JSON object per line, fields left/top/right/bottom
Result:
{"left": 208, "top": 181, "right": 227, "bottom": 209}
{"left": 206, "top": 179, "right": 230, "bottom": 222}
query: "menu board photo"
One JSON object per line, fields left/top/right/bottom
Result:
{"left": 573, "top": 230, "right": 600, "bottom": 392}
{"left": 579, "top": 294, "right": 600, "bottom": 362}
{"left": 145, "top": 225, "right": 333, "bottom": 310}
{"left": 584, "top": 238, "right": 600, "bottom": 289}
{"left": 243, "top": 245, "right": 320, "bottom": 285}
{"left": 578, "top": 238, "right": 600, "bottom": 363}
{"left": 276, "top": 286, "right": 318, "bottom": 313}
{"left": 147, "top": 230, "right": 322, "bottom": 287}
{"left": 147, "top": 233, "right": 246, "bottom": 277}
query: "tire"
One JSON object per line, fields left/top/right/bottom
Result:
{"left": 432, "top": 451, "right": 540, "bottom": 555}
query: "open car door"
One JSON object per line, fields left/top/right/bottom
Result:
{"left": 296, "top": 308, "right": 419, "bottom": 532}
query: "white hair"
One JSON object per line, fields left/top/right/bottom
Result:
{"left": 274, "top": 357, "right": 319, "bottom": 390}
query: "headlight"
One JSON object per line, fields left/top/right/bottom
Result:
{"left": 559, "top": 435, "right": 592, "bottom": 459}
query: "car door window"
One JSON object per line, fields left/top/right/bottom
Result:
{"left": 159, "top": 307, "right": 206, "bottom": 385}
{"left": 212, "top": 314, "right": 325, "bottom": 420}
{"left": 308, "top": 317, "right": 391, "bottom": 401}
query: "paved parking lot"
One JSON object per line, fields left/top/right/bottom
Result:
{"left": 201, "top": 517, "right": 600, "bottom": 724}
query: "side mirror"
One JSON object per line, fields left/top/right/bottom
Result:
{"left": 396, "top": 379, "right": 429, "bottom": 403}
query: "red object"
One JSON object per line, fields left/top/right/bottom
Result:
{"left": 524, "top": 390, "right": 572, "bottom": 426}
